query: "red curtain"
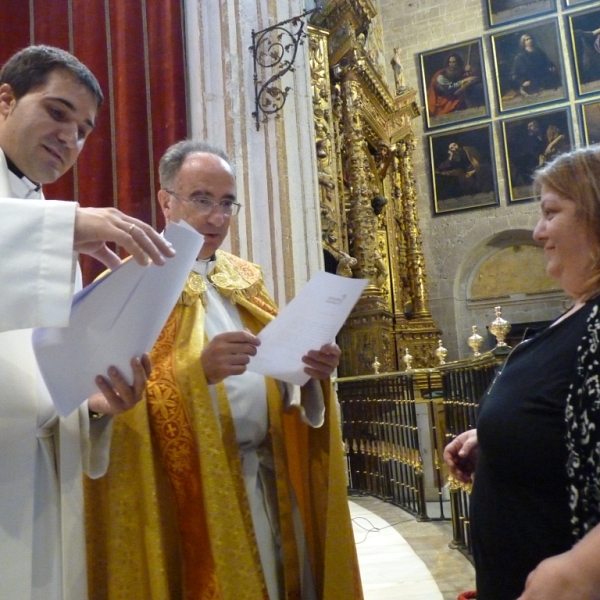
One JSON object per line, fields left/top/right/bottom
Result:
{"left": 0, "top": 0, "right": 188, "bottom": 283}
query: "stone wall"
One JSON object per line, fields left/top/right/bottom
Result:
{"left": 374, "top": 0, "right": 576, "bottom": 359}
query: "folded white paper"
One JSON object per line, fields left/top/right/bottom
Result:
{"left": 247, "top": 271, "right": 367, "bottom": 386}
{"left": 32, "top": 220, "right": 203, "bottom": 416}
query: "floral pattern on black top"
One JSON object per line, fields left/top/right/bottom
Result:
{"left": 566, "top": 301, "right": 600, "bottom": 540}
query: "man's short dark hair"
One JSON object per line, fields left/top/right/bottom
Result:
{"left": 0, "top": 45, "right": 103, "bottom": 107}
{"left": 159, "top": 140, "right": 234, "bottom": 189}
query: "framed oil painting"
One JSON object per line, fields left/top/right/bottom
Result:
{"left": 419, "top": 39, "right": 489, "bottom": 130}
{"left": 490, "top": 19, "right": 567, "bottom": 113}
{"left": 486, "top": 0, "right": 556, "bottom": 28}
{"left": 429, "top": 124, "right": 498, "bottom": 215}
{"left": 502, "top": 108, "right": 573, "bottom": 203}
{"left": 567, "top": 7, "right": 600, "bottom": 97}
{"left": 579, "top": 99, "right": 600, "bottom": 145}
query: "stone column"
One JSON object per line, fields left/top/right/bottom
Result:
{"left": 183, "top": 0, "right": 323, "bottom": 304}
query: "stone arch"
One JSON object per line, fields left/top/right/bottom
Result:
{"left": 452, "top": 229, "right": 565, "bottom": 357}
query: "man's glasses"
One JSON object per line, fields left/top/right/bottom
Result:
{"left": 164, "top": 189, "right": 242, "bottom": 217}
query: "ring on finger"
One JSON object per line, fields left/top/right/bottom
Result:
{"left": 128, "top": 223, "right": 136, "bottom": 235}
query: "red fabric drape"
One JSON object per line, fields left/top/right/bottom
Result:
{"left": 0, "top": 0, "right": 188, "bottom": 284}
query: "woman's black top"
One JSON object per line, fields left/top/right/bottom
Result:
{"left": 471, "top": 302, "right": 595, "bottom": 600}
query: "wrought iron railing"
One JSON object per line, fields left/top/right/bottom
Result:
{"left": 336, "top": 351, "right": 505, "bottom": 551}
{"left": 437, "top": 352, "right": 504, "bottom": 557}
{"left": 337, "top": 370, "right": 438, "bottom": 520}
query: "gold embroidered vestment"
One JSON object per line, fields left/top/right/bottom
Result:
{"left": 85, "top": 251, "right": 363, "bottom": 600}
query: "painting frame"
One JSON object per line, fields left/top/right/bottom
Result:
{"left": 486, "top": 0, "right": 556, "bottom": 29}
{"left": 501, "top": 107, "right": 574, "bottom": 204}
{"left": 419, "top": 39, "right": 489, "bottom": 131}
{"left": 566, "top": 7, "right": 600, "bottom": 97}
{"left": 578, "top": 99, "right": 600, "bottom": 145}
{"left": 563, "top": 0, "right": 595, "bottom": 8}
{"left": 429, "top": 123, "right": 499, "bottom": 216}
{"left": 490, "top": 18, "right": 567, "bottom": 114}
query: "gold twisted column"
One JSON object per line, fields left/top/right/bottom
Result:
{"left": 394, "top": 136, "right": 441, "bottom": 368}
{"left": 342, "top": 77, "right": 378, "bottom": 284}
{"left": 336, "top": 71, "right": 394, "bottom": 376}
{"left": 309, "top": 26, "right": 346, "bottom": 256}
{"left": 396, "top": 136, "right": 431, "bottom": 318}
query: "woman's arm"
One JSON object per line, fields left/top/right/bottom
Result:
{"left": 517, "top": 526, "right": 600, "bottom": 599}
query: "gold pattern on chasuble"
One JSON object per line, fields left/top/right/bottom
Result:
{"left": 146, "top": 307, "right": 219, "bottom": 598}
{"left": 173, "top": 303, "right": 269, "bottom": 599}
{"left": 147, "top": 263, "right": 271, "bottom": 599}
{"left": 180, "top": 271, "right": 207, "bottom": 306}
{"left": 210, "top": 251, "right": 278, "bottom": 317}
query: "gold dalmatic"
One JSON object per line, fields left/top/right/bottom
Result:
{"left": 85, "top": 250, "right": 363, "bottom": 600}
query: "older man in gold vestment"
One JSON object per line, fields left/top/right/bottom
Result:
{"left": 85, "top": 140, "right": 363, "bottom": 600}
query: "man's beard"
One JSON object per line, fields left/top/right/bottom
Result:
{"left": 443, "top": 65, "right": 461, "bottom": 81}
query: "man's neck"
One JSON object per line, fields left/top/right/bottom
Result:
{"left": 5, "top": 155, "right": 26, "bottom": 180}
{"left": 4, "top": 152, "right": 42, "bottom": 190}
{"left": 4, "top": 155, "right": 41, "bottom": 191}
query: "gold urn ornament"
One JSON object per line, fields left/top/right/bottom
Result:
{"left": 467, "top": 325, "right": 484, "bottom": 357}
{"left": 435, "top": 339, "right": 448, "bottom": 365}
{"left": 490, "top": 306, "right": 511, "bottom": 349}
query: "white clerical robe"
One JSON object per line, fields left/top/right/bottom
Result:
{"left": 0, "top": 154, "right": 79, "bottom": 334}
{"left": 0, "top": 149, "right": 113, "bottom": 600}
{"left": 195, "top": 258, "right": 322, "bottom": 600}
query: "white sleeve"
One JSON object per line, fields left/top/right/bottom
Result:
{"left": 0, "top": 198, "right": 77, "bottom": 333}
{"left": 78, "top": 403, "right": 114, "bottom": 479}
{"left": 282, "top": 379, "right": 326, "bottom": 428}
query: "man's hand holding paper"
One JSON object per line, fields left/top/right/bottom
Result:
{"left": 33, "top": 220, "right": 204, "bottom": 416}
{"left": 247, "top": 271, "right": 367, "bottom": 386}
{"left": 88, "top": 353, "right": 152, "bottom": 415}
{"left": 201, "top": 330, "right": 261, "bottom": 385}
{"left": 301, "top": 342, "right": 342, "bottom": 381}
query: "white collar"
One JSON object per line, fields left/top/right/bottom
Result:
{"left": 7, "top": 170, "right": 42, "bottom": 200}
{"left": 191, "top": 257, "right": 216, "bottom": 277}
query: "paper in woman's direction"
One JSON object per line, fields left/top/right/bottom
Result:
{"left": 247, "top": 271, "right": 367, "bottom": 386}
{"left": 32, "top": 221, "right": 203, "bottom": 417}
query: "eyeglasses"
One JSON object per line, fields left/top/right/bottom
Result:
{"left": 164, "top": 189, "right": 242, "bottom": 217}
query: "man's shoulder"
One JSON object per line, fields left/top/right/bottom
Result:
{"left": 213, "top": 250, "right": 277, "bottom": 316}
{"left": 215, "top": 250, "right": 265, "bottom": 288}
{"left": 218, "top": 250, "right": 261, "bottom": 273}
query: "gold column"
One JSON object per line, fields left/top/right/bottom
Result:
{"left": 397, "top": 135, "right": 431, "bottom": 318}
{"left": 336, "top": 68, "right": 394, "bottom": 376}
{"left": 394, "top": 135, "right": 441, "bottom": 368}
{"left": 309, "top": 26, "right": 346, "bottom": 257}
{"left": 341, "top": 76, "right": 377, "bottom": 283}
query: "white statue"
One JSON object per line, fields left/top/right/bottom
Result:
{"left": 391, "top": 46, "right": 406, "bottom": 94}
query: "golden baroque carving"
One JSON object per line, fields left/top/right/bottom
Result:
{"left": 309, "top": 27, "right": 345, "bottom": 253}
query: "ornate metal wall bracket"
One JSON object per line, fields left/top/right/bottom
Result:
{"left": 250, "top": 8, "right": 318, "bottom": 130}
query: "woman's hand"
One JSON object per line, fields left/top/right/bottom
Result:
{"left": 443, "top": 428, "right": 479, "bottom": 484}
{"left": 517, "top": 547, "right": 600, "bottom": 599}
{"left": 88, "top": 354, "right": 151, "bottom": 415}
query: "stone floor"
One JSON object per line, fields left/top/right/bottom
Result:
{"left": 350, "top": 494, "right": 476, "bottom": 600}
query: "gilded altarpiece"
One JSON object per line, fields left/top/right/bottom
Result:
{"left": 310, "top": 2, "right": 440, "bottom": 375}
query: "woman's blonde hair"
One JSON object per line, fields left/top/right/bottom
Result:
{"left": 533, "top": 144, "right": 600, "bottom": 298}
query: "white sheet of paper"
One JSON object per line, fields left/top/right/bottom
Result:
{"left": 247, "top": 271, "right": 367, "bottom": 386}
{"left": 32, "top": 220, "right": 203, "bottom": 417}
